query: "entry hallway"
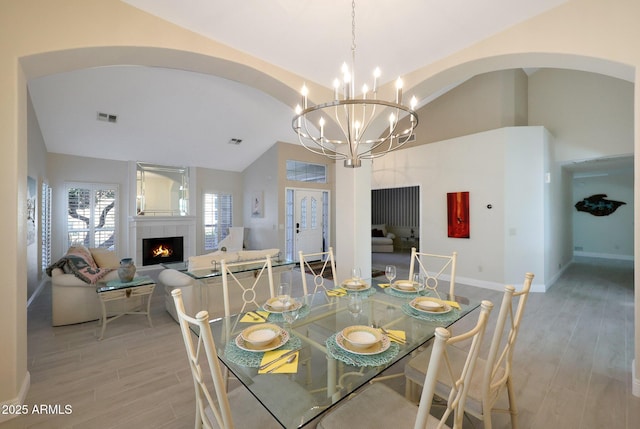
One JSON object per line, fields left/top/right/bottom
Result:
{"left": 2, "top": 257, "right": 638, "bottom": 428}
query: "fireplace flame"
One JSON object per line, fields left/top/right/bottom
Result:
{"left": 152, "top": 245, "right": 173, "bottom": 258}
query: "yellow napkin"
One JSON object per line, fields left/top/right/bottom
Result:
{"left": 258, "top": 350, "right": 299, "bottom": 374}
{"left": 239, "top": 310, "right": 270, "bottom": 323}
{"left": 444, "top": 300, "right": 461, "bottom": 309}
{"left": 429, "top": 298, "right": 461, "bottom": 310}
{"left": 380, "top": 329, "right": 406, "bottom": 344}
{"left": 378, "top": 283, "right": 391, "bottom": 288}
{"left": 326, "top": 288, "right": 347, "bottom": 297}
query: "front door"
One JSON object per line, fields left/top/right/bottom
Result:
{"left": 294, "top": 189, "right": 325, "bottom": 260}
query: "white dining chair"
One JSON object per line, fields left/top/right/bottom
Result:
{"left": 405, "top": 272, "right": 534, "bottom": 429}
{"left": 299, "top": 247, "right": 338, "bottom": 295}
{"left": 220, "top": 255, "right": 275, "bottom": 318}
{"left": 171, "top": 288, "right": 282, "bottom": 429}
{"left": 317, "top": 300, "right": 494, "bottom": 429}
{"left": 408, "top": 247, "right": 457, "bottom": 298}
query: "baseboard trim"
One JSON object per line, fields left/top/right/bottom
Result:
{"left": 456, "top": 275, "right": 547, "bottom": 293}
{"left": 633, "top": 360, "right": 640, "bottom": 397}
{"left": 27, "top": 278, "right": 48, "bottom": 308}
{"left": 0, "top": 371, "right": 30, "bottom": 423}
{"left": 574, "top": 251, "right": 634, "bottom": 261}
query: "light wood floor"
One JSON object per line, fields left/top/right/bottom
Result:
{"left": 2, "top": 257, "right": 639, "bottom": 428}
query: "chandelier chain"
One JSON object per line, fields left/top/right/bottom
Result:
{"left": 351, "top": 0, "right": 356, "bottom": 63}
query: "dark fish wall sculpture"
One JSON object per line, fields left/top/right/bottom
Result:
{"left": 574, "top": 194, "right": 626, "bottom": 216}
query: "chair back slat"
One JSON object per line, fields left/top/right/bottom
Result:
{"left": 484, "top": 272, "right": 534, "bottom": 399}
{"left": 220, "top": 256, "right": 275, "bottom": 318}
{"left": 172, "top": 289, "right": 234, "bottom": 429}
{"left": 415, "top": 300, "right": 493, "bottom": 429}
{"left": 299, "top": 247, "right": 337, "bottom": 295}
{"left": 409, "top": 247, "right": 457, "bottom": 297}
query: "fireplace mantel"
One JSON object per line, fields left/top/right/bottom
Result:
{"left": 128, "top": 216, "right": 196, "bottom": 268}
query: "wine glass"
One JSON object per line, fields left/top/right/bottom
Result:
{"left": 277, "top": 283, "right": 292, "bottom": 308}
{"left": 413, "top": 273, "right": 426, "bottom": 295}
{"left": 351, "top": 267, "right": 362, "bottom": 281}
{"left": 385, "top": 265, "right": 397, "bottom": 285}
{"left": 283, "top": 308, "right": 299, "bottom": 333}
{"left": 347, "top": 293, "right": 363, "bottom": 320}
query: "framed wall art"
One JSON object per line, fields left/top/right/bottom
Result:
{"left": 447, "top": 191, "right": 470, "bottom": 238}
{"left": 251, "top": 191, "right": 264, "bottom": 218}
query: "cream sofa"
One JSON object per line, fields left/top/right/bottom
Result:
{"left": 371, "top": 224, "right": 395, "bottom": 253}
{"left": 48, "top": 246, "right": 140, "bottom": 326}
{"left": 160, "top": 248, "right": 285, "bottom": 322}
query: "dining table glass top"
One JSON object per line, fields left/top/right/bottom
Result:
{"left": 202, "top": 279, "right": 480, "bottom": 428}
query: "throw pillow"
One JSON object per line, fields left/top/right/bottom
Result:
{"left": 90, "top": 248, "right": 120, "bottom": 269}
{"left": 372, "top": 228, "right": 385, "bottom": 237}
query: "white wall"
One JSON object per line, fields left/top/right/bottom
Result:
{"left": 573, "top": 172, "right": 634, "bottom": 259}
{"left": 26, "top": 92, "right": 47, "bottom": 299}
{"left": 372, "top": 127, "right": 548, "bottom": 291}
{"left": 195, "top": 167, "right": 244, "bottom": 254}
{"left": 528, "top": 69, "right": 633, "bottom": 162}
{"left": 243, "top": 144, "right": 279, "bottom": 250}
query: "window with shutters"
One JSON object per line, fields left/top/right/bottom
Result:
{"left": 41, "top": 182, "right": 52, "bottom": 273}
{"left": 66, "top": 183, "right": 118, "bottom": 250}
{"left": 203, "top": 192, "right": 233, "bottom": 251}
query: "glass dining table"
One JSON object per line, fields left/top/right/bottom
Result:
{"left": 203, "top": 279, "right": 480, "bottom": 428}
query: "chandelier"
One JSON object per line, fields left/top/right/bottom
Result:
{"left": 292, "top": 0, "right": 419, "bottom": 168}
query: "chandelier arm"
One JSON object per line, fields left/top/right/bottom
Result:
{"left": 294, "top": 117, "right": 344, "bottom": 160}
{"left": 293, "top": 99, "right": 419, "bottom": 166}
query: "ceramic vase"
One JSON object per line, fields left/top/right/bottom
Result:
{"left": 118, "top": 258, "right": 136, "bottom": 282}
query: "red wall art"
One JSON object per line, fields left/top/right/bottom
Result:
{"left": 447, "top": 192, "right": 470, "bottom": 238}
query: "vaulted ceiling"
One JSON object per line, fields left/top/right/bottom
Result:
{"left": 28, "top": 0, "right": 568, "bottom": 172}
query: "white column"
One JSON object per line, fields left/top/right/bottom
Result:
{"left": 334, "top": 160, "right": 372, "bottom": 283}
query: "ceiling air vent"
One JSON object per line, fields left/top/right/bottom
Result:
{"left": 228, "top": 138, "right": 243, "bottom": 145}
{"left": 97, "top": 112, "right": 117, "bottom": 123}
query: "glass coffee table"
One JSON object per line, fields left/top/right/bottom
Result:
{"left": 95, "top": 276, "right": 156, "bottom": 340}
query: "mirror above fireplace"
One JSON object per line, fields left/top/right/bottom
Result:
{"left": 136, "top": 162, "right": 190, "bottom": 216}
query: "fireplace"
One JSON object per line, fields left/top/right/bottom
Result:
{"left": 142, "top": 236, "right": 184, "bottom": 266}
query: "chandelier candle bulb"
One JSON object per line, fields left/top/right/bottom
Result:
{"left": 373, "top": 67, "right": 380, "bottom": 92}
{"left": 301, "top": 85, "right": 308, "bottom": 109}
{"left": 396, "top": 78, "right": 403, "bottom": 104}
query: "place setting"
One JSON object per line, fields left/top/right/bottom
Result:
{"left": 384, "top": 273, "right": 425, "bottom": 298}
{"left": 224, "top": 321, "right": 302, "bottom": 371}
{"left": 325, "top": 324, "right": 400, "bottom": 367}
{"left": 330, "top": 267, "right": 377, "bottom": 298}
{"left": 401, "top": 296, "right": 462, "bottom": 323}
{"left": 262, "top": 283, "right": 310, "bottom": 323}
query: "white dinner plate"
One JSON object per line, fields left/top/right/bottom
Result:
{"left": 391, "top": 280, "right": 418, "bottom": 293}
{"left": 341, "top": 279, "right": 370, "bottom": 291}
{"left": 235, "top": 328, "right": 289, "bottom": 352}
{"left": 335, "top": 331, "right": 391, "bottom": 355}
{"left": 263, "top": 297, "right": 302, "bottom": 313}
{"left": 409, "top": 297, "right": 452, "bottom": 315}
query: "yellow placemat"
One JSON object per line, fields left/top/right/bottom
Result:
{"left": 258, "top": 350, "right": 299, "bottom": 374}
{"left": 239, "top": 310, "right": 270, "bottom": 323}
